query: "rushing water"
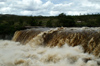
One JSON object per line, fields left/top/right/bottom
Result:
{"left": 0, "top": 27, "right": 100, "bottom": 66}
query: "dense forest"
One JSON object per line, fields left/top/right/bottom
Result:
{"left": 0, "top": 13, "right": 100, "bottom": 35}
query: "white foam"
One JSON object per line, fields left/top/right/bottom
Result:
{"left": 0, "top": 40, "right": 99, "bottom": 66}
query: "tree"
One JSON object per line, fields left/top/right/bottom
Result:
{"left": 29, "top": 18, "right": 37, "bottom": 26}
{"left": 58, "top": 13, "right": 66, "bottom": 18}
{"left": 38, "top": 21, "right": 42, "bottom": 26}
{"left": 57, "top": 13, "right": 76, "bottom": 27}
{"left": 46, "top": 19, "right": 52, "bottom": 27}
{"left": 96, "top": 17, "right": 100, "bottom": 26}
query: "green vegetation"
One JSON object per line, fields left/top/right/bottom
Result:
{"left": 0, "top": 13, "right": 100, "bottom": 35}
{"left": 57, "top": 13, "right": 75, "bottom": 27}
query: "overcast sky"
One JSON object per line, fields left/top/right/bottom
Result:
{"left": 0, "top": 0, "right": 100, "bottom": 16}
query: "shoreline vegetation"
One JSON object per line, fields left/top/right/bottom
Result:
{"left": 0, "top": 13, "right": 100, "bottom": 39}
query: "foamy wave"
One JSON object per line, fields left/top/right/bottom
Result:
{"left": 16, "top": 27, "right": 100, "bottom": 56}
{"left": 0, "top": 40, "right": 100, "bottom": 66}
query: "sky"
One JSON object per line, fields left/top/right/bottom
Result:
{"left": 0, "top": 0, "right": 100, "bottom": 16}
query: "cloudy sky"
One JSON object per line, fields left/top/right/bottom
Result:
{"left": 0, "top": 0, "right": 100, "bottom": 16}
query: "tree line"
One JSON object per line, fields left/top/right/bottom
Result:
{"left": 0, "top": 13, "right": 100, "bottom": 35}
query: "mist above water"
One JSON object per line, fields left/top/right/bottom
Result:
{"left": 0, "top": 40, "right": 99, "bottom": 66}
{"left": 0, "top": 27, "right": 100, "bottom": 66}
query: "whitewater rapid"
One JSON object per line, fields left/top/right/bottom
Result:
{"left": 0, "top": 40, "right": 100, "bottom": 66}
{"left": 1, "top": 27, "right": 100, "bottom": 66}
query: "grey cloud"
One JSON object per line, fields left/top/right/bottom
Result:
{"left": 89, "top": 0, "right": 100, "bottom": 4}
{"left": 0, "top": 0, "right": 7, "bottom": 2}
{"left": 10, "top": 0, "right": 42, "bottom": 11}
{"left": 0, "top": 0, "right": 100, "bottom": 16}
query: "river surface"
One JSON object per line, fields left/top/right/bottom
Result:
{"left": 0, "top": 27, "right": 100, "bottom": 66}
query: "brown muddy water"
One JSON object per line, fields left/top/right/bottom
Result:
{"left": 0, "top": 27, "right": 100, "bottom": 66}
